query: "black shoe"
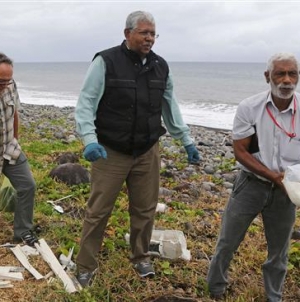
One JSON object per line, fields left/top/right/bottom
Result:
{"left": 20, "top": 230, "right": 39, "bottom": 247}
{"left": 76, "top": 270, "right": 96, "bottom": 288}
{"left": 33, "top": 224, "right": 43, "bottom": 234}
{"left": 133, "top": 261, "right": 155, "bottom": 278}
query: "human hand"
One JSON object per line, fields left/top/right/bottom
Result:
{"left": 83, "top": 143, "right": 107, "bottom": 162}
{"left": 273, "top": 172, "right": 286, "bottom": 191}
{"left": 184, "top": 144, "right": 201, "bottom": 164}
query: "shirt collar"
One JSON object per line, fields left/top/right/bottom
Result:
{"left": 267, "top": 91, "right": 296, "bottom": 114}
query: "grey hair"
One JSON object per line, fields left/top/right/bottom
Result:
{"left": 125, "top": 11, "right": 155, "bottom": 29}
{"left": 0, "top": 52, "right": 13, "bottom": 66}
{"left": 266, "top": 52, "right": 299, "bottom": 72}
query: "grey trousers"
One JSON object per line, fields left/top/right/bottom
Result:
{"left": 2, "top": 151, "right": 36, "bottom": 238}
{"left": 76, "top": 143, "right": 160, "bottom": 272}
{"left": 207, "top": 170, "right": 296, "bottom": 302}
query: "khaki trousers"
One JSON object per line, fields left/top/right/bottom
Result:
{"left": 76, "top": 143, "right": 160, "bottom": 272}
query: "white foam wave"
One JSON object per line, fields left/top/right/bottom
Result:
{"left": 18, "top": 89, "right": 77, "bottom": 107}
{"left": 180, "top": 102, "right": 236, "bottom": 130}
{"left": 18, "top": 89, "right": 235, "bottom": 130}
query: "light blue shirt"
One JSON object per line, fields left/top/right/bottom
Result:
{"left": 75, "top": 55, "right": 193, "bottom": 147}
{"left": 233, "top": 90, "right": 300, "bottom": 172}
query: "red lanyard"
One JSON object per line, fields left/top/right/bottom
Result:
{"left": 266, "top": 96, "right": 296, "bottom": 139}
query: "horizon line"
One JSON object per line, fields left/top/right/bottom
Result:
{"left": 14, "top": 60, "right": 266, "bottom": 64}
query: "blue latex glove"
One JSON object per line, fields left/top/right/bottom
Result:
{"left": 83, "top": 143, "right": 107, "bottom": 162}
{"left": 184, "top": 144, "right": 201, "bottom": 164}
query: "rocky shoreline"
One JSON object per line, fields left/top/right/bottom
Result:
{"left": 19, "top": 102, "right": 237, "bottom": 198}
{"left": 14, "top": 105, "right": 300, "bottom": 302}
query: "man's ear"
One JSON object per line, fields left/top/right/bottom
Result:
{"left": 264, "top": 71, "right": 270, "bottom": 83}
{"left": 124, "top": 28, "right": 130, "bottom": 39}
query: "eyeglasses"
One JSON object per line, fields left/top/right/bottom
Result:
{"left": 132, "top": 29, "right": 159, "bottom": 39}
{"left": 0, "top": 79, "right": 13, "bottom": 86}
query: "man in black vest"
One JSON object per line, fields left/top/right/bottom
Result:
{"left": 75, "top": 11, "right": 200, "bottom": 287}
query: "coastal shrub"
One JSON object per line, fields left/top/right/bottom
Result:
{"left": 217, "top": 157, "right": 236, "bottom": 172}
{"left": 289, "top": 241, "right": 300, "bottom": 269}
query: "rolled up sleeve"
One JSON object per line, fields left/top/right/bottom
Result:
{"left": 232, "top": 100, "right": 255, "bottom": 140}
{"left": 162, "top": 72, "right": 193, "bottom": 147}
{"left": 75, "top": 56, "right": 106, "bottom": 146}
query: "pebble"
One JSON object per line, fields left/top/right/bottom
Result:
{"left": 19, "top": 103, "right": 238, "bottom": 199}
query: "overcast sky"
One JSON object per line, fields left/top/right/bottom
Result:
{"left": 1, "top": 0, "right": 300, "bottom": 63}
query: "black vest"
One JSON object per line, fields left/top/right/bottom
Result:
{"left": 94, "top": 41, "right": 169, "bottom": 156}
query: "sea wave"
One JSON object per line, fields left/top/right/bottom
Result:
{"left": 18, "top": 89, "right": 235, "bottom": 130}
{"left": 180, "top": 102, "right": 236, "bottom": 130}
{"left": 18, "top": 88, "right": 78, "bottom": 107}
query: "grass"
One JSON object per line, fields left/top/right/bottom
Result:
{"left": 0, "top": 117, "right": 299, "bottom": 302}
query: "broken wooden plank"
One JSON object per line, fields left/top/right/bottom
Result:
{"left": 34, "top": 239, "right": 78, "bottom": 293}
{"left": 0, "top": 272, "right": 23, "bottom": 281}
{"left": 0, "top": 243, "right": 16, "bottom": 248}
{"left": 0, "top": 266, "right": 25, "bottom": 273}
{"left": 44, "top": 246, "right": 75, "bottom": 280}
{"left": 0, "top": 281, "right": 13, "bottom": 288}
{"left": 10, "top": 245, "right": 44, "bottom": 280}
{"left": 21, "top": 245, "right": 39, "bottom": 256}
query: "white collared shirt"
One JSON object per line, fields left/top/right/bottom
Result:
{"left": 233, "top": 90, "right": 300, "bottom": 172}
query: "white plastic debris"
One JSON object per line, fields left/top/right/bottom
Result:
{"left": 46, "top": 200, "right": 64, "bottom": 213}
{"left": 155, "top": 202, "right": 168, "bottom": 213}
{"left": 282, "top": 165, "right": 300, "bottom": 206}
{"left": 46, "top": 194, "right": 73, "bottom": 214}
{"left": 151, "top": 230, "right": 191, "bottom": 261}
{"left": 125, "top": 229, "right": 191, "bottom": 261}
{"left": 59, "top": 246, "right": 76, "bottom": 271}
{"left": 59, "top": 254, "right": 77, "bottom": 271}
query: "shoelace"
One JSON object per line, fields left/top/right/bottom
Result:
{"left": 22, "top": 231, "right": 38, "bottom": 245}
{"left": 80, "top": 272, "right": 92, "bottom": 280}
{"left": 139, "top": 262, "right": 151, "bottom": 268}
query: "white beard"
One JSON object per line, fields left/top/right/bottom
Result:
{"left": 270, "top": 80, "right": 296, "bottom": 100}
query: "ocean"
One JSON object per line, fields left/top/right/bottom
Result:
{"left": 13, "top": 61, "right": 298, "bottom": 131}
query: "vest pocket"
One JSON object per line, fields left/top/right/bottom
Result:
{"left": 148, "top": 80, "right": 166, "bottom": 110}
{"left": 148, "top": 80, "right": 166, "bottom": 89}
{"left": 106, "top": 79, "right": 136, "bottom": 88}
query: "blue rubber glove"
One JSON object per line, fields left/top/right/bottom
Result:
{"left": 184, "top": 144, "right": 201, "bottom": 164}
{"left": 83, "top": 143, "right": 107, "bottom": 162}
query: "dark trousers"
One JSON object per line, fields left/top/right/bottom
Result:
{"left": 2, "top": 151, "right": 36, "bottom": 238}
{"left": 76, "top": 143, "right": 160, "bottom": 272}
{"left": 207, "top": 170, "right": 296, "bottom": 302}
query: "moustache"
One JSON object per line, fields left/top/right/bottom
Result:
{"left": 277, "top": 83, "right": 296, "bottom": 89}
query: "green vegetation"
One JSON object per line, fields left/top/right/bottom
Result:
{"left": 217, "top": 157, "right": 236, "bottom": 172}
{"left": 0, "top": 119, "right": 299, "bottom": 302}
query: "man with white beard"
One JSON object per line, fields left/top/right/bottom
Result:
{"left": 207, "top": 53, "right": 300, "bottom": 302}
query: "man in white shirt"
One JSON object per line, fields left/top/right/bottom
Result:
{"left": 207, "top": 53, "right": 300, "bottom": 302}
